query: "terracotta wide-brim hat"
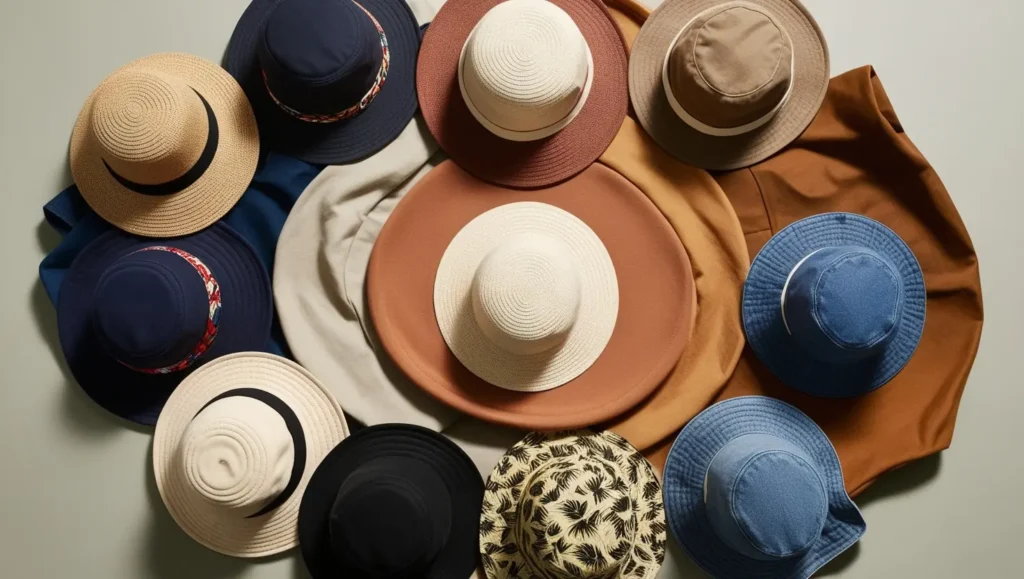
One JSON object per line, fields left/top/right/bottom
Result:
{"left": 417, "top": 0, "right": 629, "bottom": 188}
{"left": 153, "top": 353, "right": 350, "bottom": 557}
{"left": 298, "top": 424, "right": 483, "bottom": 578}
{"left": 57, "top": 222, "right": 273, "bottom": 425}
{"left": 480, "top": 429, "right": 666, "bottom": 579}
{"left": 368, "top": 160, "right": 695, "bottom": 430}
{"left": 629, "top": 0, "right": 829, "bottom": 170}
{"left": 224, "top": 0, "right": 422, "bottom": 164}
{"left": 70, "top": 53, "right": 259, "bottom": 237}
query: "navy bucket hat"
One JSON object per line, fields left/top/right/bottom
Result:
{"left": 664, "top": 396, "right": 866, "bottom": 579}
{"left": 57, "top": 222, "right": 273, "bottom": 425}
{"left": 224, "top": 0, "right": 421, "bottom": 164}
{"left": 742, "top": 212, "right": 926, "bottom": 398}
{"left": 298, "top": 424, "right": 484, "bottom": 579}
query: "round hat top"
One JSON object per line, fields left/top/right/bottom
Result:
{"left": 460, "top": 0, "right": 592, "bottom": 139}
{"left": 704, "top": 433, "right": 828, "bottom": 560}
{"left": 782, "top": 246, "right": 905, "bottom": 364}
{"left": 91, "top": 70, "right": 210, "bottom": 185}
{"left": 180, "top": 396, "right": 296, "bottom": 517}
{"left": 664, "top": 1, "right": 793, "bottom": 134}
{"left": 471, "top": 232, "right": 582, "bottom": 356}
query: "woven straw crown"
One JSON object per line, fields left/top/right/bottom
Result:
{"left": 459, "top": 0, "right": 593, "bottom": 141}
{"left": 91, "top": 70, "right": 211, "bottom": 185}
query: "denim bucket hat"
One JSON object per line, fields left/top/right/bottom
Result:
{"left": 224, "top": 0, "right": 420, "bottom": 164}
{"left": 57, "top": 223, "right": 273, "bottom": 425}
{"left": 742, "top": 212, "right": 926, "bottom": 397}
{"left": 664, "top": 396, "right": 865, "bottom": 579}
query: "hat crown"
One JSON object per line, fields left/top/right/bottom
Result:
{"left": 260, "top": 0, "right": 383, "bottom": 116}
{"left": 704, "top": 434, "right": 828, "bottom": 560}
{"left": 91, "top": 70, "right": 209, "bottom": 185}
{"left": 783, "top": 246, "right": 904, "bottom": 364}
{"left": 665, "top": 2, "right": 793, "bottom": 132}
{"left": 461, "top": 0, "right": 590, "bottom": 135}
{"left": 91, "top": 249, "right": 209, "bottom": 370}
{"left": 328, "top": 458, "right": 452, "bottom": 576}
{"left": 516, "top": 454, "right": 635, "bottom": 578}
{"left": 471, "top": 232, "right": 582, "bottom": 356}
{"left": 180, "top": 396, "right": 295, "bottom": 516}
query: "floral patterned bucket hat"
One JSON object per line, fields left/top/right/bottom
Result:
{"left": 480, "top": 429, "right": 667, "bottom": 578}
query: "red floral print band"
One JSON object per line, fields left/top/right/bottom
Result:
{"left": 120, "top": 247, "right": 222, "bottom": 375}
{"left": 263, "top": 2, "right": 390, "bottom": 124}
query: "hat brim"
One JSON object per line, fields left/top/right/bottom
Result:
{"left": 368, "top": 160, "right": 696, "bottom": 430}
{"left": 224, "top": 0, "right": 421, "bottom": 165}
{"left": 153, "top": 353, "right": 349, "bottom": 558}
{"left": 57, "top": 222, "right": 273, "bottom": 425}
{"left": 417, "top": 0, "right": 628, "bottom": 188}
{"left": 629, "top": 0, "right": 829, "bottom": 170}
{"left": 664, "top": 396, "right": 866, "bottom": 579}
{"left": 69, "top": 53, "right": 260, "bottom": 237}
{"left": 480, "top": 430, "right": 666, "bottom": 579}
{"left": 742, "top": 213, "right": 926, "bottom": 397}
{"left": 298, "top": 424, "right": 483, "bottom": 578}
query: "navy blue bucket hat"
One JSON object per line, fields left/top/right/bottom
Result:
{"left": 742, "top": 212, "right": 926, "bottom": 398}
{"left": 664, "top": 396, "right": 866, "bottom": 579}
{"left": 224, "top": 0, "right": 421, "bottom": 164}
{"left": 57, "top": 222, "right": 273, "bottom": 425}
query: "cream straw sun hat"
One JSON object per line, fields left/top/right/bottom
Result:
{"left": 70, "top": 53, "right": 259, "bottom": 237}
{"left": 434, "top": 201, "right": 619, "bottom": 392}
{"left": 629, "top": 0, "right": 829, "bottom": 170}
{"left": 153, "top": 353, "right": 349, "bottom": 557}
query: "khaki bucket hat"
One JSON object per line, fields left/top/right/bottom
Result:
{"left": 629, "top": 0, "right": 828, "bottom": 170}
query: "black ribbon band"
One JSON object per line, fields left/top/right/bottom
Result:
{"left": 197, "top": 388, "right": 307, "bottom": 519}
{"left": 103, "top": 89, "right": 220, "bottom": 196}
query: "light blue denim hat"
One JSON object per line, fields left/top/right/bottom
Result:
{"left": 664, "top": 396, "right": 866, "bottom": 579}
{"left": 742, "top": 212, "right": 926, "bottom": 397}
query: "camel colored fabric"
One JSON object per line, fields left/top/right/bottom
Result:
{"left": 646, "top": 67, "right": 984, "bottom": 496}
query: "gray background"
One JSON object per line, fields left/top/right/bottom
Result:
{"left": 0, "top": 0, "right": 1020, "bottom": 577}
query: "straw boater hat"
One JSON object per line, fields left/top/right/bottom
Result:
{"left": 57, "top": 223, "right": 273, "bottom": 425}
{"left": 368, "top": 160, "right": 695, "bottom": 430}
{"left": 69, "top": 53, "right": 259, "bottom": 237}
{"left": 481, "top": 429, "right": 666, "bottom": 579}
{"left": 743, "top": 213, "right": 926, "bottom": 397}
{"left": 664, "top": 397, "right": 865, "bottom": 578}
{"left": 153, "top": 353, "right": 349, "bottom": 557}
{"left": 417, "top": 0, "right": 628, "bottom": 188}
{"left": 298, "top": 424, "right": 484, "bottom": 578}
{"left": 225, "top": 0, "right": 421, "bottom": 164}
{"left": 629, "top": 0, "right": 829, "bottom": 170}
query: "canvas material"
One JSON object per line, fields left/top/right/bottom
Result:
{"left": 782, "top": 246, "right": 903, "bottom": 364}
{"left": 644, "top": 66, "right": 983, "bottom": 496}
{"left": 39, "top": 152, "right": 322, "bottom": 359}
{"left": 667, "top": 1, "right": 792, "bottom": 129}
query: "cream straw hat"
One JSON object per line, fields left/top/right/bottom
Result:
{"left": 152, "top": 352, "right": 349, "bottom": 558}
{"left": 70, "top": 53, "right": 259, "bottom": 237}
{"left": 434, "top": 201, "right": 618, "bottom": 392}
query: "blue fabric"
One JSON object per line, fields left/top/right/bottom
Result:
{"left": 663, "top": 396, "right": 866, "bottom": 579}
{"left": 39, "top": 152, "right": 322, "bottom": 359}
{"left": 742, "top": 213, "right": 926, "bottom": 398}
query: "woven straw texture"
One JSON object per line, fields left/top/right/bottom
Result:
{"left": 153, "top": 353, "right": 349, "bottom": 557}
{"left": 434, "top": 202, "right": 618, "bottom": 392}
{"left": 418, "top": 0, "right": 628, "bottom": 188}
{"left": 481, "top": 429, "right": 666, "bottom": 579}
{"left": 70, "top": 53, "right": 259, "bottom": 237}
{"left": 629, "top": 0, "right": 828, "bottom": 170}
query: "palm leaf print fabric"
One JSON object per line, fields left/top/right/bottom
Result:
{"left": 481, "top": 430, "right": 666, "bottom": 579}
